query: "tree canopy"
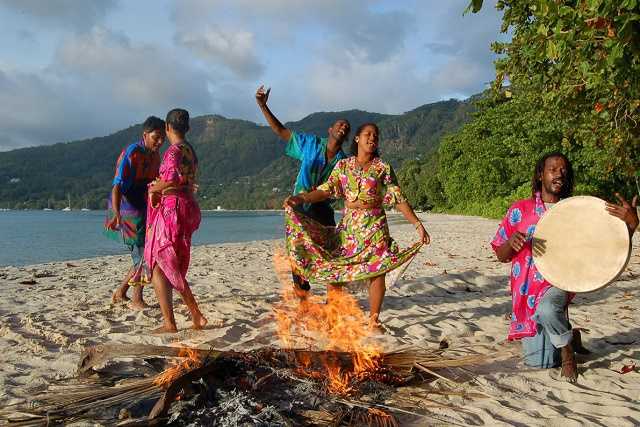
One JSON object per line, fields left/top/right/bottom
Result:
{"left": 397, "top": 1, "right": 640, "bottom": 218}
{"left": 474, "top": 0, "right": 640, "bottom": 177}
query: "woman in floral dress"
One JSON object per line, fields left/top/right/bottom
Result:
{"left": 284, "top": 123, "right": 430, "bottom": 331}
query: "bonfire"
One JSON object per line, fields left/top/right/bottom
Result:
{"left": 0, "top": 250, "right": 511, "bottom": 426}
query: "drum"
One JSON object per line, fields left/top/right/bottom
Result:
{"left": 532, "top": 196, "right": 631, "bottom": 293}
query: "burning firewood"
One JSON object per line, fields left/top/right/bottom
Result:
{"left": 0, "top": 342, "right": 511, "bottom": 426}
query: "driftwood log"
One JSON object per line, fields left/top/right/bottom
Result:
{"left": 78, "top": 343, "right": 361, "bottom": 377}
{"left": 78, "top": 344, "right": 217, "bottom": 376}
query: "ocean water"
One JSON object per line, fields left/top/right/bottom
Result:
{"left": 0, "top": 210, "right": 286, "bottom": 267}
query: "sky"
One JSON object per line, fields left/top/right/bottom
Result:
{"left": 0, "top": 0, "right": 504, "bottom": 151}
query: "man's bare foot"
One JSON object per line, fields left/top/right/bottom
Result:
{"left": 129, "top": 300, "right": 150, "bottom": 311}
{"left": 192, "top": 315, "right": 208, "bottom": 330}
{"left": 112, "top": 290, "right": 130, "bottom": 304}
{"left": 560, "top": 345, "right": 578, "bottom": 383}
{"left": 152, "top": 325, "right": 178, "bottom": 334}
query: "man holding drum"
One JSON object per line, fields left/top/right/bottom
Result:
{"left": 491, "top": 152, "right": 638, "bottom": 382}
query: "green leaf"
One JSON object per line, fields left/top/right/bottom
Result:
{"left": 466, "top": 0, "right": 484, "bottom": 13}
{"left": 607, "top": 44, "right": 624, "bottom": 66}
{"left": 546, "top": 40, "right": 559, "bottom": 59}
{"left": 537, "top": 24, "right": 549, "bottom": 36}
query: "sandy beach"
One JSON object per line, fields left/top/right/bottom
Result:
{"left": 0, "top": 213, "right": 638, "bottom": 425}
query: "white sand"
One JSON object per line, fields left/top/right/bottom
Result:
{"left": 0, "top": 213, "right": 638, "bottom": 425}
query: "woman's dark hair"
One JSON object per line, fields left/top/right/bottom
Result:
{"left": 350, "top": 122, "right": 380, "bottom": 157}
{"left": 166, "top": 108, "right": 190, "bottom": 136}
{"left": 531, "top": 152, "right": 574, "bottom": 198}
{"left": 142, "top": 116, "right": 165, "bottom": 133}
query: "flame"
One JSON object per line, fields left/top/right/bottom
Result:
{"left": 273, "top": 248, "right": 382, "bottom": 394}
{"left": 153, "top": 347, "right": 203, "bottom": 389}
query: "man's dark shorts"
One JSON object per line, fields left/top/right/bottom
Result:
{"left": 292, "top": 201, "right": 336, "bottom": 291}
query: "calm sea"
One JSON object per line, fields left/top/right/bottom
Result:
{"left": 0, "top": 210, "right": 285, "bottom": 267}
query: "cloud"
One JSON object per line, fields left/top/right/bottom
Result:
{"left": 170, "top": 0, "right": 413, "bottom": 65}
{"left": 0, "top": 0, "right": 117, "bottom": 31}
{"left": 286, "top": 52, "right": 448, "bottom": 119}
{"left": 52, "top": 27, "right": 213, "bottom": 110}
{"left": 424, "top": 42, "right": 461, "bottom": 56}
{"left": 0, "top": 1, "right": 507, "bottom": 150}
{"left": 176, "top": 28, "right": 264, "bottom": 79}
{"left": 275, "top": 1, "right": 414, "bottom": 64}
{"left": 0, "top": 69, "right": 87, "bottom": 150}
{"left": 0, "top": 27, "right": 214, "bottom": 149}
{"left": 258, "top": 1, "right": 503, "bottom": 121}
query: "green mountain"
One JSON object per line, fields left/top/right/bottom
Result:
{"left": 0, "top": 99, "right": 473, "bottom": 210}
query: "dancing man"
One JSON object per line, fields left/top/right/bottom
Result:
{"left": 107, "top": 116, "right": 165, "bottom": 309}
{"left": 256, "top": 85, "right": 351, "bottom": 297}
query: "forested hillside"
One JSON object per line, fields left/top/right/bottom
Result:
{"left": 0, "top": 99, "right": 472, "bottom": 210}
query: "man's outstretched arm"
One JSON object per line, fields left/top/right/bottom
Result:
{"left": 256, "top": 85, "right": 291, "bottom": 142}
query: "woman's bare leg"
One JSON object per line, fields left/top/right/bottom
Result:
{"left": 178, "top": 285, "right": 208, "bottom": 329}
{"left": 151, "top": 265, "right": 178, "bottom": 333}
{"left": 368, "top": 275, "right": 386, "bottom": 331}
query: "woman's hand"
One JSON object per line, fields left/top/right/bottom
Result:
{"left": 284, "top": 195, "right": 305, "bottom": 208}
{"left": 149, "top": 192, "right": 161, "bottom": 209}
{"left": 148, "top": 179, "right": 162, "bottom": 194}
{"left": 416, "top": 222, "right": 431, "bottom": 244}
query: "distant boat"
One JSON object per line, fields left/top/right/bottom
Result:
{"left": 62, "top": 194, "right": 72, "bottom": 211}
{"left": 81, "top": 198, "right": 90, "bottom": 211}
{"left": 44, "top": 198, "right": 53, "bottom": 211}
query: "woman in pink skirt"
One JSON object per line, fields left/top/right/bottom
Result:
{"left": 144, "top": 108, "right": 207, "bottom": 333}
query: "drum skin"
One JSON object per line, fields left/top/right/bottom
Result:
{"left": 532, "top": 196, "right": 631, "bottom": 293}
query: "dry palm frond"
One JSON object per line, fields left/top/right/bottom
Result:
{"left": 331, "top": 406, "right": 399, "bottom": 427}
{"left": 0, "top": 377, "right": 161, "bottom": 426}
{"left": 381, "top": 347, "right": 494, "bottom": 372}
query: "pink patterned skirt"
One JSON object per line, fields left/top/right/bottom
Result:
{"left": 144, "top": 194, "right": 201, "bottom": 292}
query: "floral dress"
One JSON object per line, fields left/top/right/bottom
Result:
{"left": 144, "top": 142, "right": 201, "bottom": 292}
{"left": 285, "top": 157, "right": 423, "bottom": 284}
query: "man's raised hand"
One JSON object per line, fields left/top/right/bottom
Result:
{"left": 255, "top": 85, "right": 271, "bottom": 107}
